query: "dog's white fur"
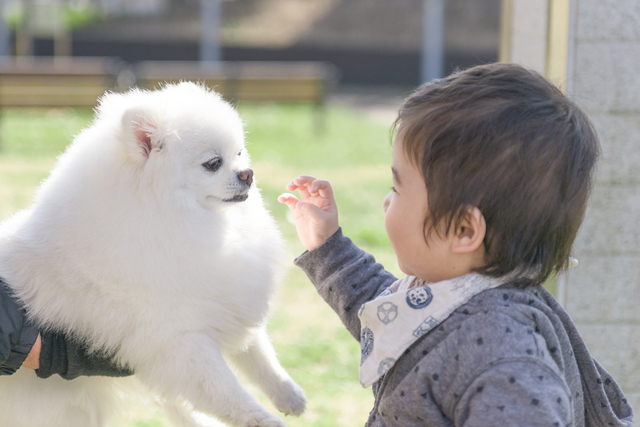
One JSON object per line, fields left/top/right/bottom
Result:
{"left": 0, "top": 82, "right": 306, "bottom": 427}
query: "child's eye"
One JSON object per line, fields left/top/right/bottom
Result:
{"left": 391, "top": 186, "right": 397, "bottom": 193}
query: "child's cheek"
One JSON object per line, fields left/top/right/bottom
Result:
{"left": 382, "top": 193, "right": 392, "bottom": 213}
{"left": 384, "top": 208, "right": 398, "bottom": 251}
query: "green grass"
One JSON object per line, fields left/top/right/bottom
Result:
{"left": 0, "top": 104, "right": 400, "bottom": 427}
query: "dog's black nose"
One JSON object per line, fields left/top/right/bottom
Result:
{"left": 238, "top": 168, "right": 253, "bottom": 187}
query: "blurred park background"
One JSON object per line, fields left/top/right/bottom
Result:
{"left": 0, "top": 0, "right": 638, "bottom": 426}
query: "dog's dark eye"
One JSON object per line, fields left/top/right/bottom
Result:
{"left": 203, "top": 158, "right": 223, "bottom": 172}
{"left": 238, "top": 150, "right": 242, "bottom": 156}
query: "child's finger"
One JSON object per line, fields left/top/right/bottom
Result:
{"left": 286, "top": 176, "right": 334, "bottom": 204}
{"left": 292, "top": 177, "right": 330, "bottom": 198}
{"left": 277, "top": 193, "right": 300, "bottom": 211}
{"left": 285, "top": 176, "right": 313, "bottom": 193}
{"left": 308, "top": 179, "right": 334, "bottom": 199}
{"left": 294, "top": 175, "right": 317, "bottom": 186}
{"left": 290, "top": 175, "right": 319, "bottom": 195}
{"left": 285, "top": 182, "right": 300, "bottom": 192}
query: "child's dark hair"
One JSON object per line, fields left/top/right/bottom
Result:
{"left": 394, "top": 62, "right": 599, "bottom": 287}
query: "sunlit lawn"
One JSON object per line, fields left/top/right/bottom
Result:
{"left": 0, "top": 104, "right": 402, "bottom": 427}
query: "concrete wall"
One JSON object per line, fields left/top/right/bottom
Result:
{"left": 565, "top": 0, "right": 640, "bottom": 411}
{"left": 506, "top": 0, "right": 640, "bottom": 412}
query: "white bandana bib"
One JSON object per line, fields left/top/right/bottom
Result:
{"left": 357, "top": 273, "right": 507, "bottom": 387}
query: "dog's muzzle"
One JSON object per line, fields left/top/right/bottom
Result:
{"left": 238, "top": 169, "right": 253, "bottom": 187}
{"left": 224, "top": 193, "right": 249, "bottom": 203}
{"left": 223, "top": 169, "right": 253, "bottom": 202}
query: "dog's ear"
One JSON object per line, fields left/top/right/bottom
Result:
{"left": 121, "top": 108, "right": 162, "bottom": 164}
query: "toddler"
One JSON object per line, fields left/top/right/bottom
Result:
{"left": 278, "top": 63, "right": 633, "bottom": 426}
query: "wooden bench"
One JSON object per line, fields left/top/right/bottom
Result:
{"left": 133, "top": 60, "right": 338, "bottom": 106}
{"left": 134, "top": 60, "right": 338, "bottom": 131}
{"left": 0, "top": 58, "right": 339, "bottom": 134}
{"left": 0, "top": 56, "right": 123, "bottom": 109}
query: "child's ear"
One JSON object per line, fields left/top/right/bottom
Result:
{"left": 451, "top": 206, "right": 486, "bottom": 254}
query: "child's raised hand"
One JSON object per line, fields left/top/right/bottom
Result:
{"left": 278, "top": 175, "right": 339, "bottom": 252}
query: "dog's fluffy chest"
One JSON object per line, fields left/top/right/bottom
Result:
{"left": 0, "top": 178, "right": 282, "bottom": 356}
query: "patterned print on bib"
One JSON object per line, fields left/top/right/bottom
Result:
{"left": 360, "top": 327, "right": 374, "bottom": 364}
{"left": 358, "top": 273, "right": 508, "bottom": 387}
{"left": 406, "top": 286, "right": 433, "bottom": 309}
{"left": 377, "top": 302, "right": 398, "bottom": 324}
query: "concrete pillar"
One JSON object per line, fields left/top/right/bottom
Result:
{"left": 501, "top": 0, "right": 640, "bottom": 411}
{"left": 564, "top": 0, "right": 640, "bottom": 411}
{"left": 200, "top": 0, "right": 222, "bottom": 62}
{"left": 421, "top": 0, "right": 445, "bottom": 82}
{"left": 500, "top": 0, "right": 549, "bottom": 75}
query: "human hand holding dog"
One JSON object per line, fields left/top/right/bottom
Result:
{"left": 18, "top": 330, "right": 134, "bottom": 379}
{"left": 278, "top": 175, "right": 339, "bottom": 251}
{"left": 21, "top": 334, "right": 41, "bottom": 369}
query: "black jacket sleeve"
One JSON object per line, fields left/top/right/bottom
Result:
{"left": 0, "top": 279, "right": 40, "bottom": 375}
{"left": 1, "top": 278, "right": 133, "bottom": 379}
{"left": 36, "top": 330, "right": 133, "bottom": 380}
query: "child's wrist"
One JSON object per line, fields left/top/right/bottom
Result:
{"left": 306, "top": 226, "right": 340, "bottom": 252}
{"left": 310, "top": 227, "right": 341, "bottom": 252}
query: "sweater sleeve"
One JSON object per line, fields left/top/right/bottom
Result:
{"left": 0, "top": 280, "right": 40, "bottom": 375}
{"left": 294, "top": 228, "right": 397, "bottom": 341}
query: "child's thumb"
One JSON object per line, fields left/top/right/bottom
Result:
{"left": 296, "top": 201, "right": 323, "bottom": 217}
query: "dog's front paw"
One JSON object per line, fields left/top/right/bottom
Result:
{"left": 242, "top": 411, "right": 285, "bottom": 427}
{"left": 270, "top": 379, "right": 307, "bottom": 417}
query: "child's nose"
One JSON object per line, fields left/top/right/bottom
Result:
{"left": 382, "top": 193, "right": 391, "bottom": 213}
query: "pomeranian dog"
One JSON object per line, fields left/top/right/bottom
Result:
{"left": 0, "top": 82, "right": 306, "bottom": 427}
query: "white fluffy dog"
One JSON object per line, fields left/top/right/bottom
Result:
{"left": 0, "top": 82, "right": 306, "bottom": 427}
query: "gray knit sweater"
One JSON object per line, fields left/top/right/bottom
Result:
{"left": 295, "top": 229, "right": 633, "bottom": 427}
